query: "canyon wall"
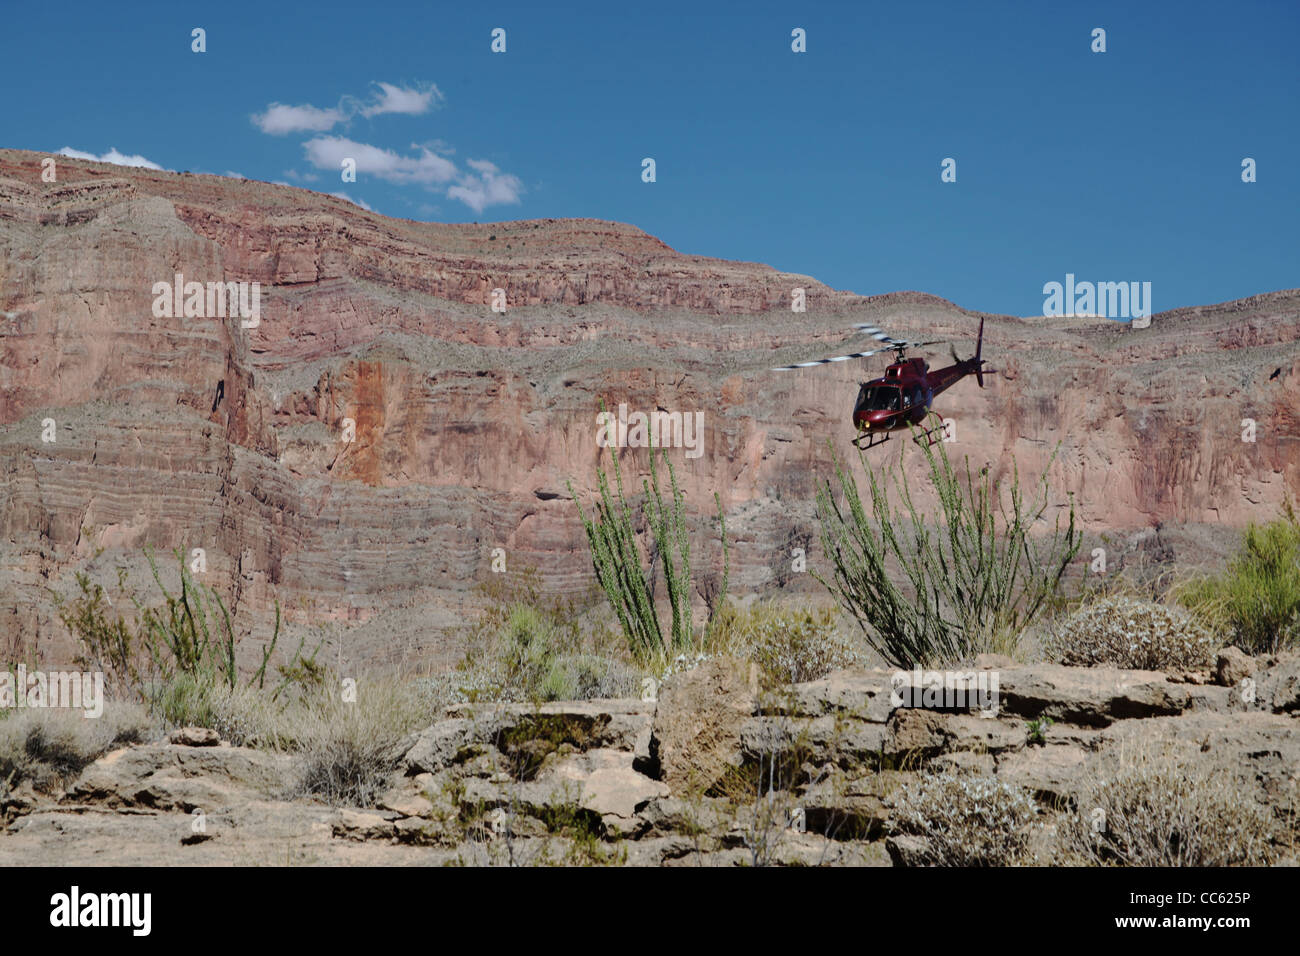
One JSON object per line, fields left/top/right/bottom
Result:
{"left": 1, "top": 149, "right": 1297, "bottom": 665}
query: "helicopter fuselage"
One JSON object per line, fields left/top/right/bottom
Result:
{"left": 852, "top": 355, "right": 982, "bottom": 435}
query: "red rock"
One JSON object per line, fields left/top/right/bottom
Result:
{"left": 1, "top": 148, "right": 1297, "bottom": 665}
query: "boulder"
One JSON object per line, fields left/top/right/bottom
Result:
{"left": 996, "top": 664, "right": 1191, "bottom": 726}
{"left": 885, "top": 834, "right": 933, "bottom": 867}
{"left": 995, "top": 745, "right": 1089, "bottom": 802}
{"left": 778, "top": 669, "right": 896, "bottom": 722}
{"left": 68, "top": 743, "right": 294, "bottom": 811}
{"left": 168, "top": 727, "right": 221, "bottom": 747}
{"left": 1257, "top": 652, "right": 1300, "bottom": 713}
{"left": 1215, "top": 646, "right": 1256, "bottom": 688}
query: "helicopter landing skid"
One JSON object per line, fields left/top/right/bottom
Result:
{"left": 912, "top": 423, "right": 946, "bottom": 447}
{"left": 852, "top": 429, "right": 891, "bottom": 451}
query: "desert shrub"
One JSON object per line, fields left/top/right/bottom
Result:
{"left": 1175, "top": 503, "right": 1300, "bottom": 655}
{"left": 142, "top": 675, "right": 272, "bottom": 747}
{"left": 817, "top": 431, "right": 1080, "bottom": 668}
{"left": 53, "top": 548, "right": 297, "bottom": 705}
{"left": 286, "top": 677, "right": 428, "bottom": 807}
{"left": 443, "top": 569, "right": 643, "bottom": 704}
{"left": 1044, "top": 595, "right": 1218, "bottom": 670}
{"left": 1061, "top": 746, "right": 1281, "bottom": 866}
{"left": 709, "top": 601, "right": 862, "bottom": 685}
{"left": 0, "top": 704, "right": 154, "bottom": 792}
{"left": 887, "top": 771, "right": 1040, "bottom": 866}
{"left": 538, "top": 653, "right": 640, "bottom": 701}
{"left": 569, "top": 419, "right": 729, "bottom": 665}
{"left": 294, "top": 724, "right": 403, "bottom": 808}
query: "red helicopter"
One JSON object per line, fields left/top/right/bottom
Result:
{"left": 773, "top": 318, "right": 996, "bottom": 449}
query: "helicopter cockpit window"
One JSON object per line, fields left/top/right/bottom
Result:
{"left": 857, "top": 386, "right": 901, "bottom": 412}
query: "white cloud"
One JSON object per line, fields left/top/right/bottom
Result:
{"left": 447, "top": 159, "right": 524, "bottom": 213}
{"left": 302, "top": 136, "right": 457, "bottom": 185}
{"left": 330, "top": 191, "right": 374, "bottom": 211}
{"left": 252, "top": 102, "right": 347, "bottom": 135}
{"left": 302, "top": 138, "right": 522, "bottom": 212}
{"left": 252, "top": 82, "right": 440, "bottom": 138}
{"left": 361, "top": 82, "right": 442, "bottom": 117}
{"left": 57, "top": 146, "right": 163, "bottom": 170}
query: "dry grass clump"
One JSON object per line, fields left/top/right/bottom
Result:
{"left": 1060, "top": 744, "right": 1282, "bottom": 866}
{"left": 887, "top": 771, "right": 1040, "bottom": 866}
{"left": 145, "top": 670, "right": 429, "bottom": 807}
{"left": 709, "top": 601, "right": 863, "bottom": 686}
{"left": 0, "top": 703, "right": 155, "bottom": 793}
{"left": 1044, "top": 595, "right": 1218, "bottom": 671}
{"left": 268, "top": 677, "right": 427, "bottom": 807}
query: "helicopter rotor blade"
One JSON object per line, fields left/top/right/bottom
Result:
{"left": 771, "top": 344, "right": 897, "bottom": 371}
{"left": 849, "top": 325, "right": 944, "bottom": 350}
{"left": 850, "top": 324, "right": 909, "bottom": 344}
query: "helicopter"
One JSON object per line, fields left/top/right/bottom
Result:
{"left": 773, "top": 318, "right": 996, "bottom": 450}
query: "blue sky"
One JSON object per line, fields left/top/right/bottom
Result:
{"left": 4, "top": 0, "right": 1296, "bottom": 316}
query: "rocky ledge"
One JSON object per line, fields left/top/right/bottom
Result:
{"left": 2, "top": 651, "right": 1297, "bottom": 866}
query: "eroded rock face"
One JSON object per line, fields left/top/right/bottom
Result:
{"left": 1, "top": 147, "right": 1298, "bottom": 666}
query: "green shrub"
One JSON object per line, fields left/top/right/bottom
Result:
{"left": 53, "top": 548, "right": 294, "bottom": 705}
{"left": 1175, "top": 503, "right": 1300, "bottom": 655}
{"left": 1044, "top": 595, "right": 1218, "bottom": 671}
{"left": 568, "top": 418, "right": 729, "bottom": 665}
{"left": 1060, "top": 745, "right": 1281, "bottom": 866}
{"left": 442, "top": 567, "right": 642, "bottom": 705}
{"left": 709, "top": 601, "right": 862, "bottom": 685}
{"left": 817, "top": 430, "right": 1081, "bottom": 667}
{"left": 887, "top": 771, "right": 1040, "bottom": 866}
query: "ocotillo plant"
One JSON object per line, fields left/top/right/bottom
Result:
{"left": 816, "top": 416, "right": 1080, "bottom": 667}
{"left": 568, "top": 430, "right": 729, "bottom": 664}
{"left": 57, "top": 547, "right": 284, "bottom": 700}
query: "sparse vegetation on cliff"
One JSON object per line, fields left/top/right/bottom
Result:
{"left": 887, "top": 771, "right": 1041, "bottom": 867}
{"left": 1174, "top": 501, "right": 1300, "bottom": 655}
{"left": 437, "top": 568, "right": 641, "bottom": 705}
{"left": 816, "top": 424, "right": 1082, "bottom": 667}
{"left": 1045, "top": 595, "right": 1219, "bottom": 671}
{"left": 707, "top": 601, "right": 863, "bottom": 686}
{"left": 52, "top": 548, "right": 294, "bottom": 704}
{"left": 1059, "top": 744, "right": 1283, "bottom": 867}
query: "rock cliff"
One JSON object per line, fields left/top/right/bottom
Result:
{"left": 1, "top": 148, "right": 1296, "bottom": 664}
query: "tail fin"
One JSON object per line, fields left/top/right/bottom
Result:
{"left": 974, "top": 317, "right": 985, "bottom": 388}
